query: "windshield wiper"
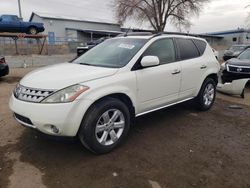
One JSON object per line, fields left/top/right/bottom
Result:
{"left": 79, "top": 63, "right": 101, "bottom": 67}
{"left": 79, "top": 62, "right": 111, "bottom": 67}
{"left": 79, "top": 63, "right": 92, "bottom": 66}
{"left": 79, "top": 62, "right": 117, "bottom": 68}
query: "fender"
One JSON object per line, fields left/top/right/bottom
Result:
{"left": 195, "top": 63, "right": 220, "bottom": 96}
{"left": 78, "top": 73, "right": 138, "bottom": 114}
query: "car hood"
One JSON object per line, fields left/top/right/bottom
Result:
{"left": 227, "top": 58, "right": 250, "bottom": 67}
{"left": 224, "top": 50, "right": 234, "bottom": 56}
{"left": 224, "top": 50, "right": 242, "bottom": 56}
{"left": 20, "top": 63, "right": 118, "bottom": 90}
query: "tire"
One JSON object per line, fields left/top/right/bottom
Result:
{"left": 195, "top": 78, "right": 217, "bottom": 111}
{"left": 28, "top": 27, "right": 38, "bottom": 35}
{"left": 241, "top": 89, "right": 245, "bottom": 98}
{"left": 78, "top": 97, "right": 131, "bottom": 154}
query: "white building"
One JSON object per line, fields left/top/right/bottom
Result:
{"left": 206, "top": 28, "right": 250, "bottom": 46}
{"left": 29, "top": 12, "right": 122, "bottom": 45}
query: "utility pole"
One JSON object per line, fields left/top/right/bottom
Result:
{"left": 18, "top": 0, "right": 23, "bottom": 20}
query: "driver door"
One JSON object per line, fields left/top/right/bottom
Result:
{"left": 135, "top": 38, "right": 181, "bottom": 114}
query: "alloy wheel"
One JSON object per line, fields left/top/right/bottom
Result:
{"left": 203, "top": 83, "right": 215, "bottom": 106}
{"left": 95, "top": 109, "right": 125, "bottom": 146}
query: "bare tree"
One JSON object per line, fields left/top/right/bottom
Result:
{"left": 114, "top": 0, "right": 209, "bottom": 32}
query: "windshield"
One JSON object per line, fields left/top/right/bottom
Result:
{"left": 229, "top": 46, "right": 246, "bottom": 52}
{"left": 238, "top": 49, "right": 250, "bottom": 60}
{"left": 73, "top": 38, "right": 147, "bottom": 68}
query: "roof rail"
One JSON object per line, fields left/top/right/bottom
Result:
{"left": 149, "top": 33, "right": 163, "bottom": 39}
{"left": 163, "top": 32, "right": 191, "bottom": 36}
{"left": 150, "top": 32, "right": 208, "bottom": 39}
{"left": 117, "top": 31, "right": 205, "bottom": 38}
{"left": 117, "top": 32, "right": 154, "bottom": 37}
{"left": 126, "top": 32, "right": 153, "bottom": 36}
{"left": 150, "top": 32, "right": 198, "bottom": 38}
{"left": 148, "top": 32, "right": 193, "bottom": 39}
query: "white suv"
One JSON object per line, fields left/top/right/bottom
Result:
{"left": 9, "top": 33, "right": 220, "bottom": 154}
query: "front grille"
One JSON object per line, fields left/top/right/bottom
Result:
{"left": 14, "top": 113, "right": 33, "bottom": 125}
{"left": 227, "top": 65, "right": 250, "bottom": 74}
{"left": 15, "top": 85, "right": 54, "bottom": 103}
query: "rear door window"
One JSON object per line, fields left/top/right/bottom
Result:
{"left": 176, "top": 38, "right": 200, "bottom": 60}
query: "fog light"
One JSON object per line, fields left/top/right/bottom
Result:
{"left": 50, "top": 125, "right": 59, "bottom": 134}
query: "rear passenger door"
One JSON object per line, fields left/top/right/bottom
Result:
{"left": 135, "top": 38, "right": 181, "bottom": 114}
{"left": 175, "top": 38, "right": 207, "bottom": 100}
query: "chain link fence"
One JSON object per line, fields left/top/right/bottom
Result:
{"left": 0, "top": 37, "right": 83, "bottom": 56}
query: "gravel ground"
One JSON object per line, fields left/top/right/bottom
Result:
{"left": 0, "top": 68, "right": 250, "bottom": 188}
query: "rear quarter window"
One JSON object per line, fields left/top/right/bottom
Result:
{"left": 193, "top": 39, "right": 207, "bottom": 55}
{"left": 176, "top": 38, "right": 200, "bottom": 60}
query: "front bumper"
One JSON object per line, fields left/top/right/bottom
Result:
{"left": 217, "top": 79, "right": 249, "bottom": 96}
{"left": 223, "top": 55, "right": 235, "bottom": 61}
{"left": 9, "top": 94, "right": 93, "bottom": 137}
{"left": 221, "top": 70, "right": 250, "bottom": 83}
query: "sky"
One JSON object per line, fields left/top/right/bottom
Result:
{"left": 0, "top": 0, "right": 249, "bottom": 34}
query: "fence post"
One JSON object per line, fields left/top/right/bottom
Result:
{"left": 13, "top": 37, "right": 19, "bottom": 55}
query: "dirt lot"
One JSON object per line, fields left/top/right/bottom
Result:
{"left": 1, "top": 68, "right": 250, "bottom": 188}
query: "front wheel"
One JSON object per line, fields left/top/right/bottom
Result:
{"left": 78, "top": 98, "right": 131, "bottom": 154}
{"left": 195, "top": 78, "right": 216, "bottom": 111}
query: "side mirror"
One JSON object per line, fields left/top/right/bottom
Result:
{"left": 141, "top": 56, "right": 160, "bottom": 68}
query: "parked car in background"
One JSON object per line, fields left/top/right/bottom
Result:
{"left": 223, "top": 44, "right": 250, "bottom": 61}
{"left": 0, "top": 15, "right": 44, "bottom": 34}
{"left": 10, "top": 33, "right": 220, "bottom": 154}
{"left": 218, "top": 48, "right": 250, "bottom": 97}
{"left": 221, "top": 48, "right": 250, "bottom": 83}
{"left": 77, "top": 37, "right": 109, "bottom": 57}
{"left": 0, "top": 56, "right": 9, "bottom": 77}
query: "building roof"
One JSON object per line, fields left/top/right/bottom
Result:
{"left": 66, "top": 28, "right": 123, "bottom": 36}
{"left": 206, "top": 28, "right": 250, "bottom": 36}
{"left": 29, "top": 12, "right": 120, "bottom": 26}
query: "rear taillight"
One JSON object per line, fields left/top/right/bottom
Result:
{"left": 0, "top": 57, "right": 6, "bottom": 64}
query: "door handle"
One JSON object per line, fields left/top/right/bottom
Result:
{"left": 172, "top": 69, "right": 181, "bottom": 75}
{"left": 200, "top": 65, "right": 207, "bottom": 69}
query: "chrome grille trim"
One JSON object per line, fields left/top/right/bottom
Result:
{"left": 15, "top": 85, "right": 55, "bottom": 103}
{"left": 227, "top": 65, "right": 250, "bottom": 74}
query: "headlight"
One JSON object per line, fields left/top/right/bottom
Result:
{"left": 14, "top": 83, "right": 22, "bottom": 98}
{"left": 41, "top": 84, "right": 89, "bottom": 103}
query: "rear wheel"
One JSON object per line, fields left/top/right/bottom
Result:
{"left": 241, "top": 88, "right": 245, "bottom": 98}
{"left": 28, "top": 27, "right": 38, "bottom": 35}
{"left": 195, "top": 78, "right": 216, "bottom": 111}
{"left": 78, "top": 98, "right": 131, "bottom": 154}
